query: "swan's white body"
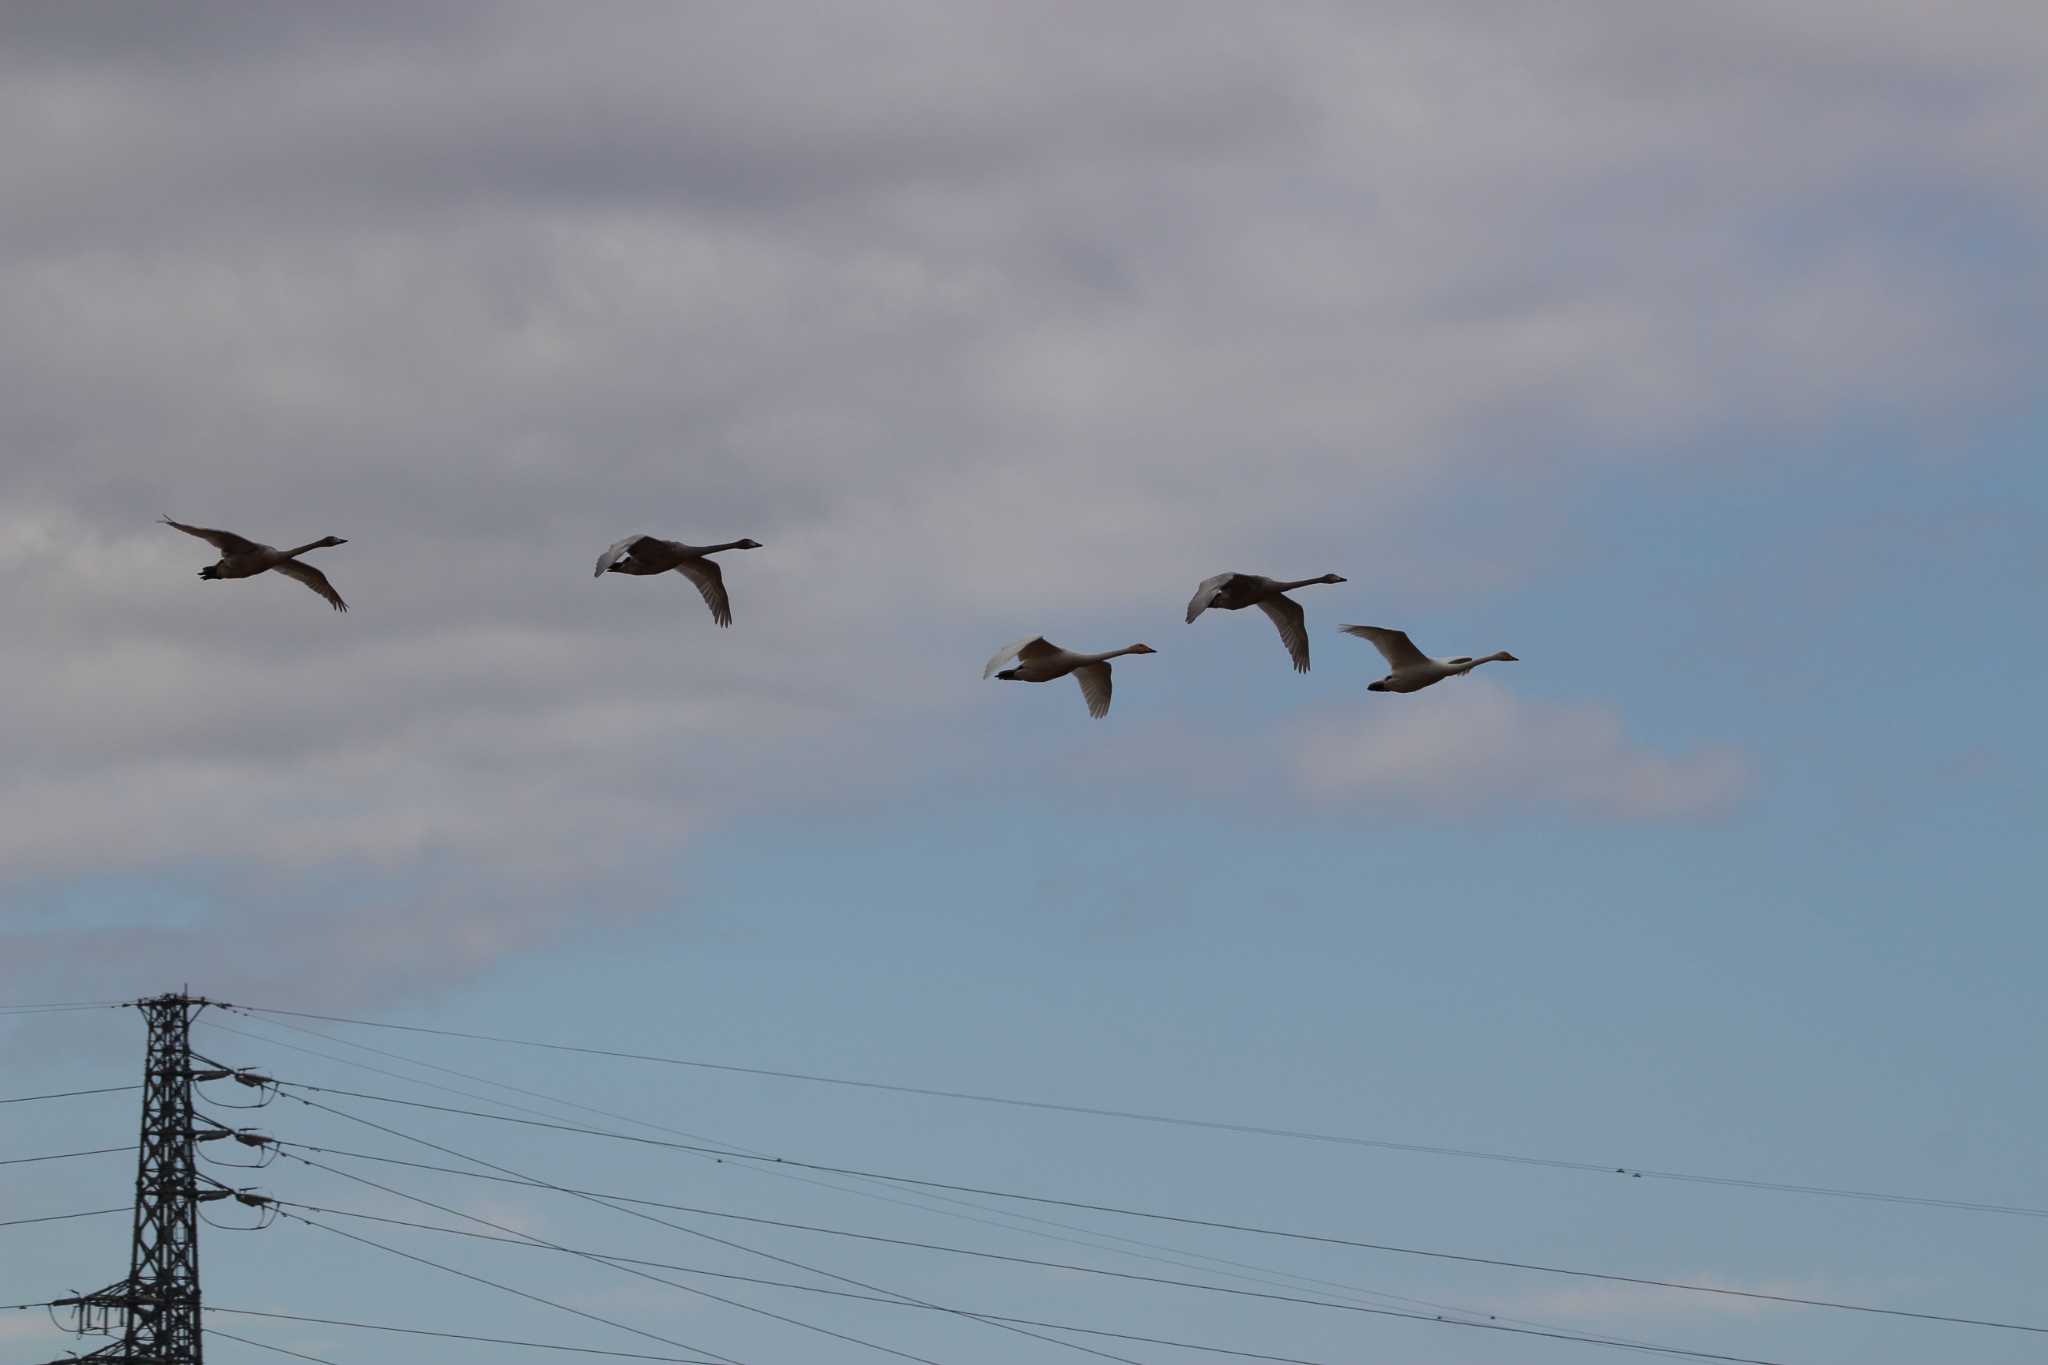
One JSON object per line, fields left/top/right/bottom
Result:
{"left": 1184, "top": 572, "right": 1345, "bottom": 673}
{"left": 1339, "top": 625, "right": 1517, "bottom": 693}
{"left": 983, "top": 637, "right": 1157, "bottom": 718}
{"left": 160, "top": 516, "right": 350, "bottom": 612}
{"left": 595, "top": 534, "right": 762, "bottom": 627}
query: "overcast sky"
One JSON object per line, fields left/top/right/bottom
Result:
{"left": 3, "top": 4, "right": 2044, "bottom": 1364}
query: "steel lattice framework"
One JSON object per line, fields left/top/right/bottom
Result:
{"left": 50, "top": 993, "right": 228, "bottom": 1364}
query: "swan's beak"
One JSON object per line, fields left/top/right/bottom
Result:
{"left": 1501, "top": 652, "right": 1519, "bottom": 662}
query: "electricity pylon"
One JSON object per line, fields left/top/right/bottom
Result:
{"left": 48, "top": 993, "right": 240, "bottom": 1364}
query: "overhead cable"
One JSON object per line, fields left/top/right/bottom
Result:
{"left": 0, "top": 1207, "right": 129, "bottom": 1230}
{"left": 277, "top": 1096, "right": 1138, "bottom": 1365}
{"left": 274, "top": 1194, "right": 1810, "bottom": 1365}
{"left": 269, "top": 1081, "right": 2047, "bottom": 1337}
{"left": 270, "top": 1100, "right": 1805, "bottom": 1365}
{"left": 0, "top": 1146, "right": 132, "bottom": 1166}
{"left": 267, "top": 1210, "right": 743, "bottom": 1365}
{"left": 0, "top": 1085, "right": 139, "bottom": 1105}
{"left": 220, "top": 1015, "right": 1526, "bottom": 1331}
{"left": 208, "top": 1326, "right": 343, "bottom": 1364}
{"left": 232, "top": 1005, "right": 2048, "bottom": 1219}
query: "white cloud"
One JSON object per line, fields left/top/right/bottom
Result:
{"left": 0, "top": 0, "right": 2035, "bottom": 991}
{"left": 1297, "top": 683, "right": 1752, "bottom": 821}
{"left": 1490, "top": 1270, "right": 1887, "bottom": 1324}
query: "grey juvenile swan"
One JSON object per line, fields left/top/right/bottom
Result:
{"left": 594, "top": 535, "right": 763, "bottom": 627}
{"left": 983, "top": 637, "right": 1157, "bottom": 718}
{"left": 1185, "top": 572, "right": 1346, "bottom": 673}
{"left": 1340, "top": 624, "right": 1517, "bottom": 693}
{"left": 160, "top": 516, "right": 349, "bottom": 612}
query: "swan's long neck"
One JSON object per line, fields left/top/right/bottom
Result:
{"left": 278, "top": 540, "right": 329, "bottom": 560}
{"left": 1275, "top": 577, "right": 1332, "bottom": 593}
{"left": 701, "top": 541, "right": 752, "bottom": 555}
{"left": 1098, "top": 644, "right": 1149, "bottom": 661}
{"left": 1484, "top": 651, "right": 1515, "bottom": 663}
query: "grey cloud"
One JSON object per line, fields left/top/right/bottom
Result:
{"left": 1, "top": 0, "right": 2038, "bottom": 994}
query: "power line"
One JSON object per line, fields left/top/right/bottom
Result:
{"left": 17, "top": 1298, "right": 731, "bottom": 1363}
{"left": 272, "top": 1146, "right": 1679, "bottom": 1358}
{"left": 271, "top": 1095, "right": 1026, "bottom": 1365}
{"left": 277, "top": 1094, "right": 1145, "bottom": 1365}
{"left": 0, "top": 1001, "right": 126, "bottom": 1013}
{"left": 217, "top": 1014, "right": 1526, "bottom": 1335}
{"left": 196, "top": 1018, "right": 709, "bottom": 1147}
{"left": 233, "top": 1005, "right": 2048, "bottom": 1219}
{"left": 273, "top": 1195, "right": 1807, "bottom": 1365}
{"left": 0, "top": 1207, "right": 129, "bottom": 1229}
{"left": 265, "top": 1103, "right": 1803, "bottom": 1365}
{"left": 209, "top": 1326, "right": 344, "bottom": 1364}
{"left": 285, "top": 1166, "right": 1148, "bottom": 1365}
{"left": 284, "top": 1210, "right": 957, "bottom": 1365}
{"left": 267, "top": 1081, "right": 2047, "bottom": 1338}
{"left": 208, "top": 1005, "right": 1104, "bottom": 1339}
{"left": 208, "top": 1308, "right": 749, "bottom": 1362}
{"left": 268, "top": 1210, "right": 748, "bottom": 1365}
{"left": 269, "top": 1143, "right": 2048, "bottom": 1338}
{"left": 0, "top": 1145, "right": 132, "bottom": 1166}
{"left": 0, "top": 1084, "right": 139, "bottom": 1104}
{"left": 227, "top": 1012, "right": 1711, "bottom": 1358}
{"left": 275, "top": 1136, "right": 1618, "bottom": 1348}
{"left": 0, "top": 998, "right": 124, "bottom": 1006}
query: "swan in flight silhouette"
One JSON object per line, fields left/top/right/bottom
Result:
{"left": 1185, "top": 572, "right": 1345, "bottom": 673}
{"left": 1339, "top": 624, "right": 1517, "bottom": 693}
{"left": 595, "top": 535, "right": 763, "bottom": 627}
{"left": 983, "top": 637, "right": 1157, "bottom": 718}
{"left": 160, "top": 517, "right": 349, "bottom": 612}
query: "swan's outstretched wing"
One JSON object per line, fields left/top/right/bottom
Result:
{"left": 274, "top": 559, "right": 348, "bottom": 612}
{"left": 161, "top": 516, "right": 259, "bottom": 556}
{"left": 1258, "top": 595, "right": 1310, "bottom": 673}
{"left": 594, "top": 535, "right": 647, "bottom": 577}
{"left": 983, "top": 636, "right": 1057, "bottom": 678}
{"left": 1073, "top": 662, "right": 1112, "bottom": 718}
{"left": 1185, "top": 573, "right": 1237, "bottom": 623}
{"left": 1340, "top": 625, "right": 1429, "bottom": 669}
{"left": 673, "top": 557, "right": 733, "bottom": 627}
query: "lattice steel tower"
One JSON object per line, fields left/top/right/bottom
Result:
{"left": 51, "top": 993, "right": 235, "bottom": 1364}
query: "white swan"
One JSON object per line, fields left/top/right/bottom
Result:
{"left": 1185, "top": 572, "right": 1345, "bottom": 673}
{"left": 595, "top": 535, "right": 762, "bottom": 627}
{"left": 983, "top": 637, "right": 1157, "bottom": 718}
{"left": 160, "top": 517, "right": 349, "bottom": 612}
{"left": 1339, "top": 625, "right": 1517, "bottom": 693}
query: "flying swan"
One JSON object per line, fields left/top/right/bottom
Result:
{"left": 595, "top": 535, "right": 763, "bottom": 627}
{"left": 983, "top": 637, "right": 1157, "bottom": 718}
{"left": 160, "top": 517, "right": 350, "bottom": 613}
{"left": 1185, "top": 572, "right": 1346, "bottom": 672}
{"left": 1339, "top": 624, "right": 1517, "bottom": 693}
